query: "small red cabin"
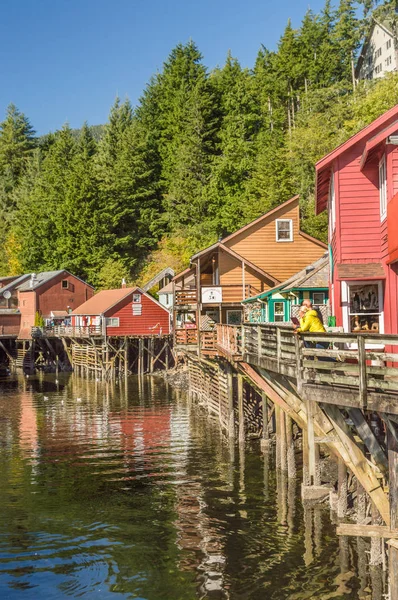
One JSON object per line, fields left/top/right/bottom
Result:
{"left": 315, "top": 104, "right": 398, "bottom": 335}
{"left": 72, "top": 287, "right": 170, "bottom": 336}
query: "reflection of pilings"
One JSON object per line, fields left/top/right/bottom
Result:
{"left": 275, "top": 405, "right": 281, "bottom": 470}
{"left": 357, "top": 536, "right": 368, "bottom": 599}
{"left": 263, "top": 449, "right": 270, "bottom": 502}
{"left": 287, "top": 477, "right": 296, "bottom": 535}
{"left": 239, "top": 439, "right": 246, "bottom": 508}
{"left": 238, "top": 374, "right": 244, "bottom": 444}
{"left": 277, "top": 469, "right": 287, "bottom": 525}
{"left": 313, "top": 505, "right": 323, "bottom": 557}
{"left": 339, "top": 535, "right": 350, "bottom": 574}
{"left": 303, "top": 504, "right": 314, "bottom": 566}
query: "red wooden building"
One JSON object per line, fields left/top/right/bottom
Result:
{"left": 315, "top": 104, "right": 398, "bottom": 334}
{"left": 0, "top": 270, "right": 94, "bottom": 339}
{"left": 72, "top": 287, "right": 170, "bottom": 336}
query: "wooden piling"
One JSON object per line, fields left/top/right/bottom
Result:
{"left": 286, "top": 414, "right": 296, "bottom": 478}
{"left": 227, "top": 365, "right": 235, "bottom": 438}
{"left": 337, "top": 458, "right": 348, "bottom": 519}
{"left": 238, "top": 373, "right": 244, "bottom": 443}
{"left": 275, "top": 404, "right": 281, "bottom": 470}
{"left": 280, "top": 408, "right": 287, "bottom": 472}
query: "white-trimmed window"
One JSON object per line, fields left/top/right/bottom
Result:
{"left": 276, "top": 219, "right": 293, "bottom": 242}
{"left": 133, "top": 293, "right": 141, "bottom": 303}
{"left": 343, "top": 281, "right": 383, "bottom": 334}
{"left": 329, "top": 171, "right": 336, "bottom": 235}
{"left": 313, "top": 292, "right": 326, "bottom": 305}
{"left": 106, "top": 317, "right": 120, "bottom": 327}
{"left": 379, "top": 154, "right": 387, "bottom": 221}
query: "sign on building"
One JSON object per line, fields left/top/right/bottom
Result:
{"left": 202, "top": 287, "right": 222, "bottom": 304}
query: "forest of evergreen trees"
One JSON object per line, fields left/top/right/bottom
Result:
{"left": 1, "top": 0, "right": 397, "bottom": 288}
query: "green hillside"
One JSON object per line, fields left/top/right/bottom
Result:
{"left": 0, "top": 0, "right": 397, "bottom": 288}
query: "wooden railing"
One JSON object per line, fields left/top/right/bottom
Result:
{"left": 175, "top": 284, "right": 261, "bottom": 306}
{"left": 175, "top": 328, "right": 198, "bottom": 345}
{"left": 216, "top": 323, "right": 398, "bottom": 404}
{"left": 32, "top": 325, "right": 102, "bottom": 338}
{"left": 216, "top": 324, "right": 242, "bottom": 356}
{"left": 200, "top": 330, "right": 217, "bottom": 353}
{"left": 175, "top": 290, "right": 197, "bottom": 305}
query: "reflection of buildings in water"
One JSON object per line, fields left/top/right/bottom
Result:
{"left": 174, "top": 480, "right": 227, "bottom": 599}
{"left": 19, "top": 391, "right": 38, "bottom": 458}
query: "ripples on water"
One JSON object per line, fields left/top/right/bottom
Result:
{"left": 0, "top": 373, "right": 379, "bottom": 599}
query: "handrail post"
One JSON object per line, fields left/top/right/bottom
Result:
{"left": 276, "top": 327, "right": 281, "bottom": 372}
{"left": 295, "top": 334, "right": 303, "bottom": 396}
{"left": 240, "top": 324, "right": 245, "bottom": 356}
{"left": 257, "top": 325, "right": 262, "bottom": 358}
{"left": 358, "top": 335, "right": 367, "bottom": 409}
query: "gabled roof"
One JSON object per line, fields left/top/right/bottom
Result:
{"left": 173, "top": 266, "right": 196, "bottom": 283}
{"left": 191, "top": 242, "right": 280, "bottom": 286}
{"left": 0, "top": 270, "right": 94, "bottom": 295}
{"left": 72, "top": 287, "right": 170, "bottom": 316}
{"left": 243, "top": 254, "right": 329, "bottom": 303}
{"left": 360, "top": 120, "right": 398, "bottom": 170}
{"left": 0, "top": 274, "right": 31, "bottom": 295}
{"left": 220, "top": 195, "right": 300, "bottom": 244}
{"left": 315, "top": 103, "right": 398, "bottom": 214}
{"left": 18, "top": 271, "right": 66, "bottom": 291}
{"left": 142, "top": 267, "right": 175, "bottom": 292}
{"left": 72, "top": 287, "right": 138, "bottom": 315}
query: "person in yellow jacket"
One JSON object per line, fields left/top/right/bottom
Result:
{"left": 294, "top": 304, "right": 330, "bottom": 359}
{"left": 295, "top": 306, "right": 326, "bottom": 333}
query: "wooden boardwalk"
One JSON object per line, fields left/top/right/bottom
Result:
{"left": 215, "top": 323, "right": 398, "bottom": 414}
{"left": 179, "top": 322, "right": 398, "bottom": 594}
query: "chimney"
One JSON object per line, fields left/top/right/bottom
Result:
{"left": 121, "top": 278, "right": 126, "bottom": 289}
{"left": 30, "top": 273, "right": 37, "bottom": 289}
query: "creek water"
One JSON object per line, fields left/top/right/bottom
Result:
{"left": 0, "top": 373, "right": 385, "bottom": 599}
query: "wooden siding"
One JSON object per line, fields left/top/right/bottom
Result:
{"left": 106, "top": 291, "right": 170, "bottom": 336}
{"left": 224, "top": 198, "right": 326, "bottom": 282}
{"left": 36, "top": 272, "right": 94, "bottom": 317}
{"left": 0, "top": 313, "right": 20, "bottom": 336}
{"left": 337, "top": 145, "right": 382, "bottom": 262}
{"left": 17, "top": 272, "right": 94, "bottom": 339}
{"left": 217, "top": 250, "right": 267, "bottom": 302}
{"left": 329, "top": 131, "right": 398, "bottom": 334}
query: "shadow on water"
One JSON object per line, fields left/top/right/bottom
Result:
{"left": 0, "top": 372, "right": 384, "bottom": 599}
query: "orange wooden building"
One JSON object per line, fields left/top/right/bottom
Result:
{"left": 173, "top": 196, "right": 327, "bottom": 347}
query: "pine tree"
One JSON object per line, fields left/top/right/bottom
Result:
{"left": 333, "top": 0, "right": 362, "bottom": 87}
{"left": 206, "top": 54, "right": 259, "bottom": 234}
{"left": 0, "top": 104, "right": 36, "bottom": 273}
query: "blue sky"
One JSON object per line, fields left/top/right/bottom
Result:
{"left": 0, "top": 0, "right": 326, "bottom": 134}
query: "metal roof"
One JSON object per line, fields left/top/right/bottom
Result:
{"left": 72, "top": 288, "right": 138, "bottom": 315}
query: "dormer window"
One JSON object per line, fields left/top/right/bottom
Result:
{"left": 276, "top": 219, "right": 293, "bottom": 242}
{"left": 329, "top": 171, "right": 336, "bottom": 235}
{"left": 379, "top": 154, "right": 387, "bottom": 221}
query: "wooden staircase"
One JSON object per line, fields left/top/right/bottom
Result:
{"left": 15, "top": 343, "right": 34, "bottom": 371}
